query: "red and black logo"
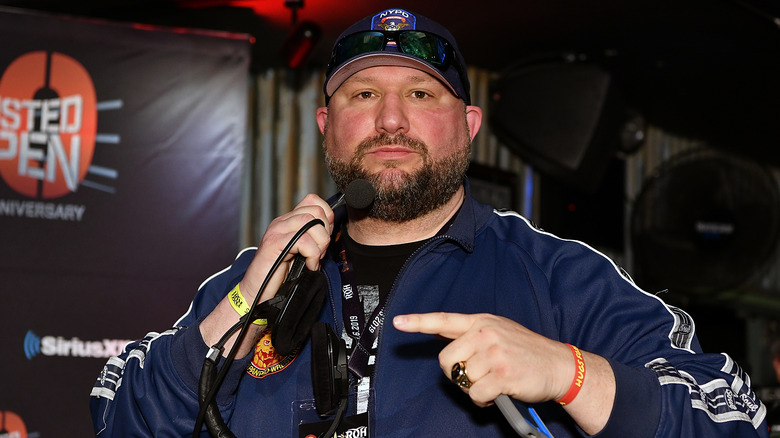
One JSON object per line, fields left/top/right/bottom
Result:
{"left": 0, "top": 51, "right": 97, "bottom": 199}
{"left": 0, "top": 410, "right": 28, "bottom": 438}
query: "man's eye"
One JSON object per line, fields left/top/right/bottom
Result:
{"left": 358, "top": 91, "right": 373, "bottom": 99}
{"left": 412, "top": 91, "right": 428, "bottom": 99}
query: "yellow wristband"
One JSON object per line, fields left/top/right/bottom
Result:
{"left": 228, "top": 284, "right": 267, "bottom": 325}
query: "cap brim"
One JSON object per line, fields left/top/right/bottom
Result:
{"left": 325, "top": 52, "right": 458, "bottom": 98}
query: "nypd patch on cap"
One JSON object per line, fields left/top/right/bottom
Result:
{"left": 372, "top": 8, "right": 417, "bottom": 30}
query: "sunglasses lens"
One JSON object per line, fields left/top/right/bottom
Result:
{"left": 335, "top": 31, "right": 386, "bottom": 64}
{"left": 398, "top": 31, "right": 448, "bottom": 66}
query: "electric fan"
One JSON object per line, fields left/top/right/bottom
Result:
{"left": 631, "top": 148, "right": 780, "bottom": 294}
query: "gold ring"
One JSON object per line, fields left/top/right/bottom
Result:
{"left": 451, "top": 361, "right": 472, "bottom": 389}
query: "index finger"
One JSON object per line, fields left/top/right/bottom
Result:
{"left": 392, "top": 312, "right": 475, "bottom": 339}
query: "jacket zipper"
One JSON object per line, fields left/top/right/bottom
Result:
{"left": 368, "top": 233, "right": 462, "bottom": 413}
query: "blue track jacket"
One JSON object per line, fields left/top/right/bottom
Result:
{"left": 91, "top": 183, "right": 768, "bottom": 437}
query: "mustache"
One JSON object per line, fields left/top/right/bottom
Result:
{"left": 353, "top": 133, "right": 429, "bottom": 157}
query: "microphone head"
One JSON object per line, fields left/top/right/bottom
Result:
{"left": 344, "top": 179, "right": 375, "bottom": 210}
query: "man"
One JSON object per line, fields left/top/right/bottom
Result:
{"left": 90, "top": 8, "right": 768, "bottom": 437}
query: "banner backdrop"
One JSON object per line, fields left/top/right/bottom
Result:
{"left": 0, "top": 8, "right": 251, "bottom": 436}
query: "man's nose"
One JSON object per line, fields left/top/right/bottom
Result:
{"left": 375, "top": 94, "right": 409, "bottom": 135}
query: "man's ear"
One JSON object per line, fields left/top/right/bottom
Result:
{"left": 465, "top": 105, "right": 483, "bottom": 142}
{"left": 316, "top": 107, "right": 328, "bottom": 135}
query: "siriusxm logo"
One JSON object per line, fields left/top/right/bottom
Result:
{"left": 24, "top": 330, "right": 131, "bottom": 360}
{"left": 23, "top": 331, "right": 41, "bottom": 359}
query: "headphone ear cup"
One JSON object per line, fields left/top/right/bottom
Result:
{"left": 310, "top": 322, "right": 336, "bottom": 416}
{"left": 311, "top": 322, "right": 348, "bottom": 417}
{"left": 271, "top": 270, "right": 328, "bottom": 356}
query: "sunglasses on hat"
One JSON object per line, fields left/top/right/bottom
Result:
{"left": 326, "top": 30, "right": 469, "bottom": 99}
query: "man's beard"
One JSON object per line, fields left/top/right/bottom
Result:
{"left": 325, "top": 132, "right": 471, "bottom": 222}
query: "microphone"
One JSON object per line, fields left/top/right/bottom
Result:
{"left": 330, "top": 178, "right": 376, "bottom": 210}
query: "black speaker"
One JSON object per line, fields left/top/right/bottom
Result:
{"left": 539, "top": 157, "right": 625, "bottom": 251}
{"left": 489, "top": 60, "right": 624, "bottom": 192}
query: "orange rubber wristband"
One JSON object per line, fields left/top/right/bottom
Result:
{"left": 556, "top": 343, "right": 586, "bottom": 406}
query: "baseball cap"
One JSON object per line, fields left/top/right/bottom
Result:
{"left": 323, "top": 8, "right": 471, "bottom": 105}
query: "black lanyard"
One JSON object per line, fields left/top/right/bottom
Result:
{"left": 331, "top": 212, "right": 459, "bottom": 379}
{"left": 332, "top": 231, "right": 388, "bottom": 378}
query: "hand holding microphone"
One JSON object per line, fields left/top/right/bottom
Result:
{"left": 196, "top": 180, "right": 375, "bottom": 438}
{"left": 286, "top": 178, "right": 375, "bottom": 278}
{"left": 239, "top": 179, "right": 375, "bottom": 356}
{"left": 255, "top": 179, "right": 375, "bottom": 356}
{"left": 242, "top": 179, "right": 375, "bottom": 301}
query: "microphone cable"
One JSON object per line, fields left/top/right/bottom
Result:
{"left": 320, "top": 397, "right": 348, "bottom": 438}
{"left": 194, "top": 217, "right": 325, "bottom": 438}
{"left": 194, "top": 179, "right": 375, "bottom": 437}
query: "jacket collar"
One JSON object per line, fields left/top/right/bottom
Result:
{"left": 439, "top": 178, "right": 492, "bottom": 253}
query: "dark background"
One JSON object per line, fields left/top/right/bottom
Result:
{"left": 1, "top": 0, "right": 778, "bottom": 166}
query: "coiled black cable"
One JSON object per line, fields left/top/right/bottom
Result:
{"left": 193, "top": 218, "right": 325, "bottom": 437}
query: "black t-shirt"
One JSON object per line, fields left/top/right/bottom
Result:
{"left": 342, "top": 231, "right": 425, "bottom": 319}
{"left": 340, "top": 207, "right": 459, "bottom": 318}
